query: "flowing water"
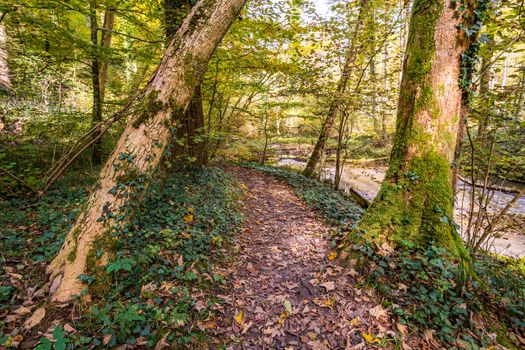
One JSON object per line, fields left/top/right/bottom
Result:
{"left": 277, "top": 157, "right": 525, "bottom": 257}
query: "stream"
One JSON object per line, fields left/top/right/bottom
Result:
{"left": 277, "top": 157, "right": 525, "bottom": 258}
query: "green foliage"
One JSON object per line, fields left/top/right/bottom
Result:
{"left": 351, "top": 240, "right": 525, "bottom": 348}
{"left": 0, "top": 167, "right": 243, "bottom": 348}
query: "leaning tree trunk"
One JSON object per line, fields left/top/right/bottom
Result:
{"left": 346, "top": 0, "right": 472, "bottom": 257}
{"left": 303, "top": 0, "right": 368, "bottom": 178}
{"left": 165, "top": 0, "right": 208, "bottom": 168}
{"left": 47, "top": 0, "right": 247, "bottom": 302}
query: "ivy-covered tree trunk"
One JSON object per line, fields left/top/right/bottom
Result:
{"left": 169, "top": 84, "right": 208, "bottom": 166}
{"left": 345, "top": 0, "right": 472, "bottom": 256}
{"left": 47, "top": 0, "right": 246, "bottom": 302}
{"left": 303, "top": 0, "right": 368, "bottom": 178}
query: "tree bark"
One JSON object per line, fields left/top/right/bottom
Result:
{"left": 47, "top": 0, "right": 247, "bottom": 302}
{"left": 164, "top": 0, "right": 208, "bottom": 168}
{"left": 99, "top": 6, "right": 115, "bottom": 101}
{"left": 90, "top": 1, "right": 103, "bottom": 165}
{"left": 0, "top": 23, "right": 10, "bottom": 93}
{"left": 347, "top": 0, "right": 471, "bottom": 257}
{"left": 303, "top": 0, "right": 368, "bottom": 178}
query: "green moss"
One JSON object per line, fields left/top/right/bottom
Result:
{"left": 405, "top": 0, "right": 443, "bottom": 84}
{"left": 132, "top": 90, "right": 165, "bottom": 128}
{"left": 67, "top": 227, "right": 81, "bottom": 262}
{"left": 351, "top": 150, "right": 467, "bottom": 258}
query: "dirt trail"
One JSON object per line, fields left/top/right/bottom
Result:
{"left": 212, "top": 167, "right": 399, "bottom": 349}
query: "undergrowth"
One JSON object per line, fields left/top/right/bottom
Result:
{"left": 352, "top": 240, "right": 525, "bottom": 349}
{"left": 0, "top": 167, "right": 243, "bottom": 349}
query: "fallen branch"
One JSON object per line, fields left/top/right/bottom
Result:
{"left": 0, "top": 167, "right": 39, "bottom": 194}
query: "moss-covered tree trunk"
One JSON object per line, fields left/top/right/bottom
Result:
{"left": 303, "top": 0, "right": 368, "bottom": 178}
{"left": 47, "top": 0, "right": 246, "bottom": 302}
{"left": 345, "top": 0, "right": 471, "bottom": 256}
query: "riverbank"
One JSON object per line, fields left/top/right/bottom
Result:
{"left": 276, "top": 157, "right": 525, "bottom": 258}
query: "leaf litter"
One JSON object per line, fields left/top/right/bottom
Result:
{"left": 211, "top": 167, "right": 413, "bottom": 349}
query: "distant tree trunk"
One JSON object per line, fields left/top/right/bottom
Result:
{"left": 334, "top": 109, "right": 349, "bottom": 189}
{"left": 165, "top": 0, "right": 207, "bottom": 168}
{"left": 0, "top": 23, "right": 10, "bottom": 93}
{"left": 90, "top": 1, "right": 103, "bottom": 165}
{"left": 515, "top": 66, "right": 525, "bottom": 115}
{"left": 303, "top": 0, "right": 368, "bottom": 178}
{"left": 477, "top": 48, "right": 494, "bottom": 149}
{"left": 381, "top": 0, "right": 391, "bottom": 140}
{"left": 260, "top": 111, "right": 270, "bottom": 164}
{"left": 99, "top": 6, "right": 115, "bottom": 100}
{"left": 346, "top": 0, "right": 472, "bottom": 257}
{"left": 47, "top": 0, "right": 247, "bottom": 302}
{"left": 370, "top": 55, "right": 380, "bottom": 137}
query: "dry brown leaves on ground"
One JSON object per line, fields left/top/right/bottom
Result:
{"left": 208, "top": 167, "right": 414, "bottom": 350}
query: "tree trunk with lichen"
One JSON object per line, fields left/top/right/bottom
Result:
{"left": 47, "top": 0, "right": 246, "bottom": 302}
{"left": 345, "top": 0, "right": 471, "bottom": 257}
{"left": 303, "top": 0, "right": 368, "bottom": 178}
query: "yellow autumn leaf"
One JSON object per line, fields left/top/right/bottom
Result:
{"left": 362, "top": 332, "right": 380, "bottom": 344}
{"left": 184, "top": 213, "right": 193, "bottom": 224}
{"left": 349, "top": 317, "right": 359, "bottom": 326}
{"left": 327, "top": 252, "right": 338, "bottom": 261}
{"left": 234, "top": 311, "right": 244, "bottom": 326}
{"left": 322, "top": 297, "right": 336, "bottom": 308}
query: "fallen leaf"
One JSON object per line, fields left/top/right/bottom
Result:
{"left": 378, "top": 242, "right": 394, "bottom": 256}
{"left": 234, "top": 311, "right": 244, "bottom": 326}
{"left": 423, "top": 329, "right": 439, "bottom": 346}
{"left": 327, "top": 252, "right": 338, "bottom": 261}
{"left": 241, "top": 321, "right": 253, "bottom": 334}
{"left": 24, "top": 307, "right": 46, "bottom": 330}
{"left": 64, "top": 323, "right": 77, "bottom": 333}
{"left": 283, "top": 299, "right": 293, "bottom": 314}
{"left": 15, "top": 306, "right": 32, "bottom": 316}
{"left": 348, "top": 317, "right": 359, "bottom": 326}
{"left": 194, "top": 300, "right": 206, "bottom": 312}
{"left": 362, "top": 332, "right": 380, "bottom": 344}
{"left": 154, "top": 332, "right": 170, "bottom": 350}
{"left": 320, "top": 281, "right": 335, "bottom": 291}
{"left": 369, "top": 304, "right": 388, "bottom": 319}
{"left": 396, "top": 323, "right": 408, "bottom": 336}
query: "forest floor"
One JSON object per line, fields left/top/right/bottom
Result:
{"left": 211, "top": 167, "right": 411, "bottom": 349}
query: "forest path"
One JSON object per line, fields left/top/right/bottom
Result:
{"left": 213, "top": 167, "right": 394, "bottom": 350}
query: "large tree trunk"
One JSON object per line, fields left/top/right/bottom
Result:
{"left": 47, "top": 0, "right": 246, "bottom": 302}
{"left": 303, "top": 0, "right": 368, "bottom": 178}
{"left": 346, "top": 0, "right": 471, "bottom": 257}
{"left": 164, "top": 0, "right": 208, "bottom": 168}
{"left": 90, "top": 1, "right": 103, "bottom": 165}
{"left": 169, "top": 84, "right": 208, "bottom": 166}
